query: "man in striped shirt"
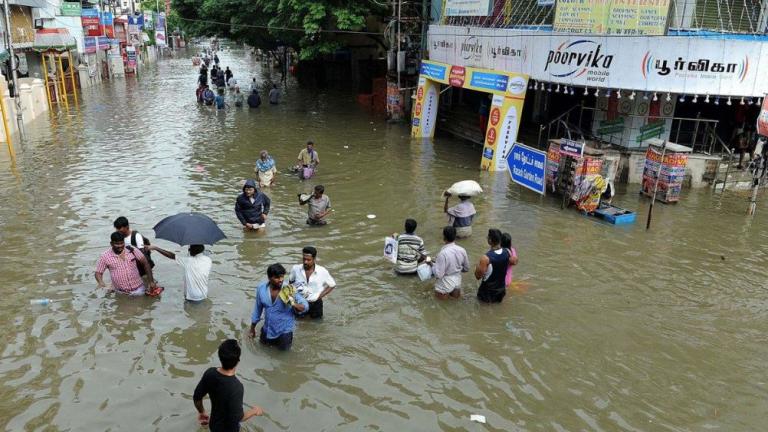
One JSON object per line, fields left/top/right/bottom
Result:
{"left": 95, "top": 232, "right": 157, "bottom": 295}
{"left": 393, "top": 219, "right": 428, "bottom": 274}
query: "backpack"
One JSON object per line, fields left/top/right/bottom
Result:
{"left": 203, "top": 89, "right": 215, "bottom": 105}
{"left": 129, "top": 231, "right": 155, "bottom": 277}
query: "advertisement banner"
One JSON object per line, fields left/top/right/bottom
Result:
{"left": 155, "top": 12, "right": 166, "bottom": 46}
{"left": 411, "top": 77, "right": 440, "bottom": 138}
{"left": 84, "top": 36, "right": 97, "bottom": 53}
{"left": 412, "top": 60, "right": 529, "bottom": 171}
{"left": 386, "top": 82, "right": 403, "bottom": 121}
{"left": 100, "top": 12, "right": 114, "bottom": 39}
{"left": 427, "top": 25, "right": 768, "bottom": 97}
{"left": 641, "top": 146, "right": 688, "bottom": 202}
{"left": 553, "top": 0, "right": 671, "bottom": 36}
{"left": 126, "top": 46, "right": 137, "bottom": 68}
{"left": 82, "top": 8, "right": 100, "bottom": 37}
{"left": 758, "top": 95, "right": 768, "bottom": 137}
{"left": 444, "top": 0, "right": 493, "bottom": 16}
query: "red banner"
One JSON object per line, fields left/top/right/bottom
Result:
{"left": 82, "top": 16, "right": 100, "bottom": 36}
{"left": 758, "top": 95, "right": 768, "bottom": 137}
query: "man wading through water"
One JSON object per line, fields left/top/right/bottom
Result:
{"left": 289, "top": 246, "right": 337, "bottom": 319}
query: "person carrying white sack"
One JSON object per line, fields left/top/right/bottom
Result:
{"left": 443, "top": 180, "right": 481, "bottom": 239}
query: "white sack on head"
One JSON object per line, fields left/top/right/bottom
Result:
{"left": 445, "top": 180, "right": 483, "bottom": 197}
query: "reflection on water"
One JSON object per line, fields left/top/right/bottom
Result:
{"left": 1, "top": 49, "right": 768, "bottom": 431}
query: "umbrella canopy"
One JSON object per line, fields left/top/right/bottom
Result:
{"left": 153, "top": 212, "right": 226, "bottom": 246}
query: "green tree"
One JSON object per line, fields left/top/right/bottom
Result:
{"left": 172, "top": 0, "right": 386, "bottom": 60}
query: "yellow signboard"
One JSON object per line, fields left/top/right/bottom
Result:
{"left": 411, "top": 60, "right": 528, "bottom": 171}
{"left": 553, "top": 0, "right": 671, "bottom": 36}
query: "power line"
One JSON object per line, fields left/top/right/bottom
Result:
{"left": 177, "top": 16, "right": 385, "bottom": 36}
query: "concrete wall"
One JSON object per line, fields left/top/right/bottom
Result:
{"left": 0, "top": 74, "right": 49, "bottom": 142}
{"left": 619, "top": 150, "right": 720, "bottom": 188}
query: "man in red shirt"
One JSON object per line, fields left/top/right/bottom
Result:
{"left": 95, "top": 232, "right": 158, "bottom": 295}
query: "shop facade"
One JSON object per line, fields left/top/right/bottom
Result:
{"left": 420, "top": 22, "right": 768, "bottom": 184}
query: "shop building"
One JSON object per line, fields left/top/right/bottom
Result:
{"left": 414, "top": 0, "right": 768, "bottom": 187}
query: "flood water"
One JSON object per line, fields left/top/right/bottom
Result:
{"left": 1, "top": 48, "right": 768, "bottom": 431}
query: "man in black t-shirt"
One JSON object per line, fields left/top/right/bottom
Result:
{"left": 193, "top": 340, "right": 264, "bottom": 431}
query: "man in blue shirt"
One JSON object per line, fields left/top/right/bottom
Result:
{"left": 249, "top": 264, "right": 308, "bottom": 351}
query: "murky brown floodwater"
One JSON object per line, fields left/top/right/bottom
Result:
{"left": 2, "top": 47, "right": 768, "bottom": 431}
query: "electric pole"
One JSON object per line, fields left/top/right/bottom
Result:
{"left": 2, "top": 0, "right": 25, "bottom": 139}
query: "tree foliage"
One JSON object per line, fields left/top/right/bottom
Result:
{"left": 172, "top": 0, "right": 386, "bottom": 60}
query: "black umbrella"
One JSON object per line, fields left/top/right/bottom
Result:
{"left": 153, "top": 212, "right": 226, "bottom": 246}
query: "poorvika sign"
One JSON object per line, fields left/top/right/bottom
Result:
{"left": 544, "top": 40, "right": 613, "bottom": 81}
{"left": 427, "top": 25, "right": 768, "bottom": 97}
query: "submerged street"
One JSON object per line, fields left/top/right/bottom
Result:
{"left": 1, "top": 49, "right": 768, "bottom": 431}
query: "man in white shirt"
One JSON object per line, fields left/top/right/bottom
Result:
{"left": 149, "top": 244, "right": 212, "bottom": 301}
{"left": 288, "top": 246, "right": 336, "bottom": 319}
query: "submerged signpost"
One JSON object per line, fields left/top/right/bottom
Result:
{"left": 506, "top": 143, "right": 547, "bottom": 195}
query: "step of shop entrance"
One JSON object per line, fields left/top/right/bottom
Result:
{"left": 437, "top": 112, "right": 485, "bottom": 145}
{"left": 712, "top": 168, "right": 764, "bottom": 190}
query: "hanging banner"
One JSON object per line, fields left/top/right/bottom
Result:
{"left": 84, "top": 36, "right": 97, "bottom": 53}
{"left": 411, "top": 60, "right": 528, "bottom": 172}
{"left": 100, "top": 12, "right": 114, "bottom": 39}
{"left": 758, "top": 95, "right": 768, "bottom": 137}
{"left": 444, "top": 0, "right": 493, "bottom": 16}
{"left": 553, "top": 0, "right": 671, "bottom": 36}
{"left": 155, "top": 12, "right": 167, "bottom": 46}
{"left": 126, "top": 46, "right": 137, "bottom": 68}
{"left": 427, "top": 25, "right": 768, "bottom": 97}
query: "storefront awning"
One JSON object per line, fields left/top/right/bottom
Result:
{"left": 32, "top": 28, "right": 77, "bottom": 52}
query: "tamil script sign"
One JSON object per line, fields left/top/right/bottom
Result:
{"left": 553, "top": 0, "right": 671, "bottom": 36}
{"left": 507, "top": 143, "right": 547, "bottom": 195}
{"left": 444, "top": 0, "right": 493, "bottom": 16}
{"left": 60, "top": 2, "right": 81, "bottom": 16}
{"left": 427, "top": 25, "right": 768, "bottom": 97}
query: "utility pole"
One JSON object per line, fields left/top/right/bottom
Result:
{"left": 2, "top": 0, "right": 25, "bottom": 139}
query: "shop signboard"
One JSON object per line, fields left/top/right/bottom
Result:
{"left": 427, "top": 25, "right": 768, "bottom": 97}
{"left": 60, "top": 2, "right": 82, "bottom": 16}
{"left": 444, "top": 0, "right": 493, "bottom": 16}
{"left": 758, "top": 95, "right": 768, "bottom": 137}
{"left": 507, "top": 143, "right": 547, "bottom": 195}
{"left": 84, "top": 36, "right": 97, "bottom": 53}
{"left": 553, "top": 0, "right": 671, "bottom": 35}
{"left": 560, "top": 139, "right": 584, "bottom": 158}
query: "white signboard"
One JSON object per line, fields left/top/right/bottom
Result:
{"left": 427, "top": 25, "right": 768, "bottom": 97}
{"left": 445, "top": 0, "right": 493, "bottom": 16}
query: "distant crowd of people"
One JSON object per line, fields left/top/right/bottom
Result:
{"left": 195, "top": 51, "right": 281, "bottom": 110}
